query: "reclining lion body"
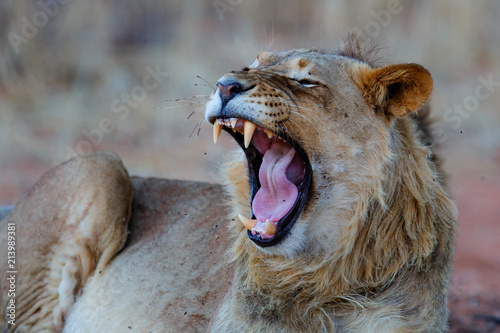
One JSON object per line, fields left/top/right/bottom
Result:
{"left": 63, "top": 177, "right": 233, "bottom": 332}
{"left": 1, "top": 33, "right": 457, "bottom": 332}
{"left": 0, "top": 154, "right": 232, "bottom": 332}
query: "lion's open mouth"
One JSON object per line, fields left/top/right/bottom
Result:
{"left": 213, "top": 118, "right": 312, "bottom": 247}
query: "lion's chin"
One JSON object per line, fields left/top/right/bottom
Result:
{"left": 213, "top": 118, "right": 312, "bottom": 247}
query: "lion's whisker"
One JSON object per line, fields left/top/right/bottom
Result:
{"left": 284, "top": 99, "right": 328, "bottom": 110}
{"left": 196, "top": 75, "right": 216, "bottom": 90}
{"left": 288, "top": 110, "right": 316, "bottom": 125}
{"left": 196, "top": 118, "right": 208, "bottom": 138}
{"left": 281, "top": 121, "right": 291, "bottom": 139}
{"left": 189, "top": 116, "right": 207, "bottom": 138}
{"left": 165, "top": 95, "right": 210, "bottom": 102}
{"left": 155, "top": 103, "right": 206, "bottom": 112}
{"left": 194, "top": 83, "right": 215, "bottom": 91}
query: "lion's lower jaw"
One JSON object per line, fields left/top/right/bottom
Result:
{"left": 215, "top": 186, "right": 455, "bottom": 332}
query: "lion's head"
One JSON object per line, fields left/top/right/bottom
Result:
{"left": 205, "top": 33, "right": 453, "bottom": 269}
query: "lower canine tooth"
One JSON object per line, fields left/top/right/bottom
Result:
{"left": 238, "top": 214, "right": 257, "bottom": 231}
{"left": 244, "top": 121, "right": 257, "bottom": 148}
{"left": 265, "top": 220, "right": 277, "bottom": 235}
{"left": 264, "top": 129, "right": 274, "bottom": 139}
{"left": 213, "top": 122, "right": 223, "bottom": 144}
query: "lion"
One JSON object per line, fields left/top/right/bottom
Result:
{"left": 0, "top": 32, "right": 457, "bottom": 332}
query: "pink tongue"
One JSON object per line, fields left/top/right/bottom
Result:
{"left": 252, "top": 141, "right": 301, "bottom": 223}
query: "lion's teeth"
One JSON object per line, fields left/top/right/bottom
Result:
{"left": 244, "top": 121, "right": 257, "bottom": 148}
{"left": 238, "top": 214, "right": 257, "bottom": 231}
{"left": 264, "top": 129, "right": 274, "bottom": 139}
{"left": 230, "top": 118, "right": 237, "bottom": 128}
{"left": 265, "top": 220, "right": 277, "bottom": 235}
{"left": 213, "top": 121, "right": 223, "bottom": 144}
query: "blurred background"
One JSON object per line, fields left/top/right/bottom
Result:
{"left": 0, "top": 0, "right": 499, "bottom": 330}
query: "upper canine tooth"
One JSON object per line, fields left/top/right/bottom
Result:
{"left": 244, "top": 121, "right": 257, "bottom": 148}
{"left": 230, "top": 118, "right": 237, "bottom": 128}
{"left": 265, "top": 220, "right": 277, "bottom": 235}
{"left": 238, "top": 214, "right": 257, "bottom": 231}
{"left": 213, "top": 122, "right": 223, "bottom": 144}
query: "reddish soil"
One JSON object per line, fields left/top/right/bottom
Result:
{"left": 447, "top": 165, "right": 500, "bottom": 332}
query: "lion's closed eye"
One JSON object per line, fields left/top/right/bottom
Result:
{"left": 294, "top": 78, "right": 318, "bottom": 87}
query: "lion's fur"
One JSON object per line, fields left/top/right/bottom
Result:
{"left": 0, "top": 155, "right": 233, "bottom": 332}
{"left": 63, "top": 177, "right": 233, "bottom": 332}
{"left": 1, "top": 32, "right": 457, "bottom": 333}
{"left": 210, "top": 32, "right": 457, "bottom": 332}
{"left": 0, "top": 152, "right": 132, "bottom": 332}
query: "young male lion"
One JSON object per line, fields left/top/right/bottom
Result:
{"left": 206, "top": 34, "right": 457, "bottom": 332}
{"left": 0, "top": 33, "right": 456, "bottom": 332}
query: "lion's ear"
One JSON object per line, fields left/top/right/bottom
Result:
{"left": 353, "top": 63, "right": 433, "bottom": 118}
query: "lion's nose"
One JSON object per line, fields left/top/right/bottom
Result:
{"left": 217, "top": 81, "right": 244, "bottom": 102}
